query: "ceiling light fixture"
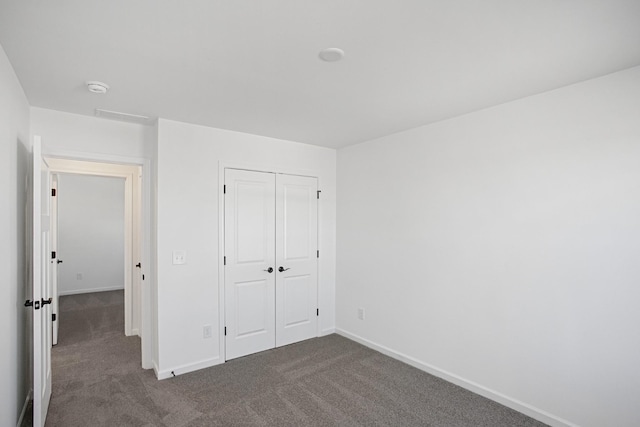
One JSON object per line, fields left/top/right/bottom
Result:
{"left": 319, "top": 48, "right": 344, "bottom": 62}
{"left": 86, "top": 81, "right": 109, "bottom": 94}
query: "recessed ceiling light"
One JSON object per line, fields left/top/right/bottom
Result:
{"left": 86, "top": 81, "right": 109, "bottom": 94}
{"left": 319, "top": 48, "right": 344, "bottom": 62}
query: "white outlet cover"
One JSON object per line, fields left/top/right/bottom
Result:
{"left": 203, "top": 325, "right": 212, "bottom": 339}
{"left": 172, "top": 250, "right": 187, "bottom": 265}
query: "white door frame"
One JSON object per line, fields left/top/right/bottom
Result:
{"left": 218, "top": 161, "right": 322, "bottom": 361}
{"left": 51, "top": 175, "right": 59, "bottom": 346}
{"left": 47, "top": 159, "right": 140, "bottom": 334}
{"left": 42, "top": 149, "right": 153, "bottom": 370}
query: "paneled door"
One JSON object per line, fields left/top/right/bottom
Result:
{"left": 224, "top": 169, "right": 277, "bottom": 360}
{"left": 275, "top": 174, "right": 318, "bottom": 347}
{"left": 224, "top": 169, "right": 318, "bottom": 360}
{"left": 32, "top": 136, "right": 53, "bottom": 427}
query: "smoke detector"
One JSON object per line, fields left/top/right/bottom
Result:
{"left": 86, "top": 81, "right": 109, "bottom": 94}
{"left": 319, "top": 48, "right": 345, "bottom": 62}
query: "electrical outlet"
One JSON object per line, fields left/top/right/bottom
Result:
{"left": 358, "top": 307, "right": 365, "bottom": 320}
{"left": 172, "top": 250, "right": 187, "bottom": 265}
{"left": 203, "top": 325, "right": 212, "bottom": 339}
{"left": 76, "top": 273, "right": 83, "bottom": 280}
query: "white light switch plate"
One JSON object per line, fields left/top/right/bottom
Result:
{"left": 172, "top": 250, "right": 187, "bottom": 265}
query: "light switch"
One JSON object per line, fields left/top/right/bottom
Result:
{"left": 172, "top": 250, "right": 187, "bottom": 265}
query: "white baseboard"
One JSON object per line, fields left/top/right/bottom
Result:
{"left": 59, "top": 286, "right": 125, "bottom": 296}
{"left": 17, "top": 389, "right": 32, "bottom": 427}
{"left": 156, "top": 356, "right": 223, "bottom": 380}
{"left": 320, "top": 327, "right": 335, "bottom": 336}
{"left": 336, "top": 329, "right": 576, "bottom": 427}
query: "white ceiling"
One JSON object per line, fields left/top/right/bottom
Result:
{"left": 1, "top": 1, "right": 639, "bottom": 148}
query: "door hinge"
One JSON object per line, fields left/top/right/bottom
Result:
{"left": 223, "top": 185, "right": 226, "bottom": 194}
{"left": 51, "top": 188, "right": 56, "bottom": 197}
{"left": 316, "top": 308, "right": 319, "bottom": 316}
{"left": 317, "top": 250, "right": 319, "bottom": 258}
{"left": 224, "top": 256, "right": 226, "bottom": 265}
{"left": 34, "top": 300, "right": 40, "bottom": 310}
{"left": 142, "top": 274, "right": 145, "bottom": 280}
{"left": 51, "top": 251, "right": 56, "bottom": 259}
{"left": 52, "top": 313, "right": 57, "bottom": 322}
{"left": 224, "top": 326, "right": 227, "bottom": 336}
{"left": 317, "top": 190, "right": 321, "bottom": 199}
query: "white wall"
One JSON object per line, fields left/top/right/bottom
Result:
{"left": 57, "top": 174, "right": 125, "bottom": 295}
{"left": 336, "top": 66, "right": 640, "bottom": 427}
{"left": 155, "top": 119, "right": 336, "bottom": 378}
{"left": 31, "top": 107, "right": 154, "bottom": 160}
{"left": 0, "top": 43, "right": 31, "bottom": 427}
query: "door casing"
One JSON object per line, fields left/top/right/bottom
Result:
{"left": 46, "top": 158, "right": 141, "bottom": 336}
{"left": 41, "top": 149, "right": 152, "bottom": 370}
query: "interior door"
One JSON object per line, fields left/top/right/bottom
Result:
{"left": 275, "top": 174, "right": 318, "bottom": 347}
{"left": 51, "top": 174, "right": 59, "bottom": 346}
{"left": 224, "top": 169, "right": 276, "bottom": 360}
{"left": 32, "top": 136, "right": 52, "bottom": 427}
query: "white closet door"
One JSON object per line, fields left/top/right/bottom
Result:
{"left": 224, "top": 169, "right": 276, "bottom": 360}
{"left": 275, "top": 174, "right": 318, "bottom": 347}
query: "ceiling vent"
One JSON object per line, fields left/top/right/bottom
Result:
{"left": 95, "top": 109, "right": 155, "bottom": 125}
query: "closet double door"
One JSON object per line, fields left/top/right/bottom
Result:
{"left": 224, "top": 169, "right": 318, "bottom": 360}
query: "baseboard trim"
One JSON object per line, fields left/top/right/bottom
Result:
{"left": 156, "top": 356, "right": 223, "bottom": 380}
{"left": 320, "top": 327, "right": 335, "bottom": 337}
{"left": 59, "top": 286, "right": 125, "bottom": 296}
{"left": 336, "top": 329, "right": 576, "bottom": 427}
{"left": 152, "top": 361, "right": 160, "bottom": 379}
{"left": 17, "top": 389, "right": 32, "bottom": 427}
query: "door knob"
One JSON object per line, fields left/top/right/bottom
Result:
{"left": 278, "top": 266, "right": 290, "bottom": 272}
{"left": 57, "top": 259, "right": 63, "bottom": 264}
{"left": 263, "top": 267, "right": 274, "bottom": 273}
{"left": 41, "top": 298, "right": 52, "bottom": 305}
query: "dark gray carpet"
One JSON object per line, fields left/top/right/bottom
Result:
{"left": 46, "top": 291, "right": 547, "bottom": 426}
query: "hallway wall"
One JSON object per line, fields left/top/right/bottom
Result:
{"left": 57, "top": 174, "right": 125, "bottom": 295}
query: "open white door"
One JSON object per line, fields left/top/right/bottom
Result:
{"left": 275, "top": 174, "right": 318, "bottom": 347}
{"left": 32, "top": 136, "right": 53, "bottom": 427}
{"left": 51, "top": 174, "right": 59, "bottom": 346}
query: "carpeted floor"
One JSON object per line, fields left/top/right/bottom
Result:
{"left": 46, "top": 290, "right": 547, "bottom": 426}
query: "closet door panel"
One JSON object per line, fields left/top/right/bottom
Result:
{"left": 275, "top": 174, "right": 318, "bottom": 347}
{"left": 224, "top": 169, "right": 276, "bottom": 360}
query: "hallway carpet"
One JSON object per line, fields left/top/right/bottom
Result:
{"left": 47, "top": 291, "right": 547, "bottom": 426}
